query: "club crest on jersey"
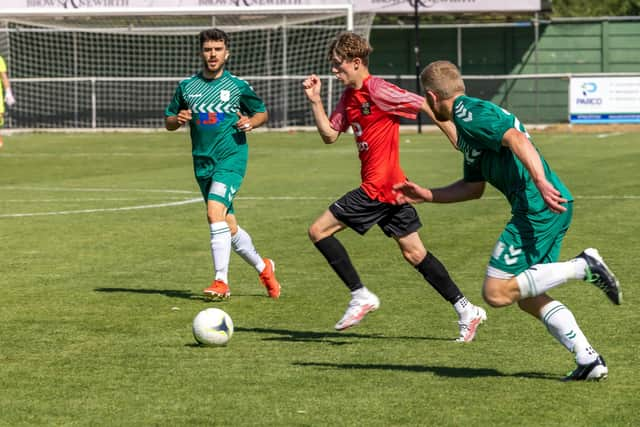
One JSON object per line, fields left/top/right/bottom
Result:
{"left": 360, "top": 102, "right": 371, "bottom": 115}
{"left": 220, "top": 90, "right": 231, "bottom": 102}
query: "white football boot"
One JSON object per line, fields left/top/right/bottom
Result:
{"left": 335, "top": 290, "right": 380, "bottom": 331}
{"left": 456, "top": 305, "right": 487, "bottom": 342}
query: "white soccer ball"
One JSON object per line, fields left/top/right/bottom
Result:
{"left": 192, "top": 308, "right": 234, "bottom": 346}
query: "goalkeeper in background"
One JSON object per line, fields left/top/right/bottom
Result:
{"left": 0, "top": 54, "right": 16, "bottom": 148}
{"left": 302, "top": 32, "right": 487, "bottom": 340}
{"left": 165, "top": 28, "right": 281, "bottom": 300}
{"left": 395, "top": 60, "right": 621, "bottom": 381}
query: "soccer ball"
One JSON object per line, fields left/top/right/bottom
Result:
{"left": 192, "top": 308, "right": 234, "bottom": 346}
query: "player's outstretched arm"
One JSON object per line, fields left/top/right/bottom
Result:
{"left": 502, "top": 128, "right": 567, "bottom": 213}
{"left": 393, "top": 180, "right": 433, "bottom": 204}
{"left": 302, "top": 74, "right": 339, "bottom": 144}
{"left": 394, "top": 179, "right": 485, "bottom": 205}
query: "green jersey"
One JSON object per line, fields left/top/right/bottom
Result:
{"left": 453, "top": 95, "right": 573, "bottom": 215}
{"left": 165, "top": 70, "right": 266, "bottom": 179}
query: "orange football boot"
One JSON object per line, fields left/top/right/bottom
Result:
{"left": 203, "top": 279, "right": 230, "bottom": 300}
{"left": 259, "top": 258, "right": 281, "bottom": 299}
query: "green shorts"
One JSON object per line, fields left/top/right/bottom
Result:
{"left": 489, "top": 202, "right": 573, "bottom": 275}
{"left": 197, "top": 170, "right": 244, "bottom": 215}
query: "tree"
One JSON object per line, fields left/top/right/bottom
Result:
{"left": 551, "top": 0, "right": 640, "bottom": 16}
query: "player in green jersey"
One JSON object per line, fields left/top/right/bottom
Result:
{"left": 165, "top": 28, "right": 280, "bottom": 300}
{"left": 0, "top": 55, "right": 16, "bottom": 148}
{"left": 394, "top": 60, "right": 621, "bottom": 381}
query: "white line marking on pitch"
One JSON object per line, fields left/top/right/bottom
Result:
{"left": 0, "top": 186, "right": 638, "bottom": 219}
{"left": 0, "top": 198, "right": 202, "bottom": 218}
{"left": 0, "top": 186, "right": 197, "bottom": 194}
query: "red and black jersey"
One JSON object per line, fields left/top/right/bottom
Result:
{"left": 330, "top": 75, "right": 424, "bottom": 203}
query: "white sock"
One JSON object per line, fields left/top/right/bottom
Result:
{"left": 231, "top": 226, "right": 265, "bottom": 273}
{"left": 572, "top": 257, "right": 588, "bottom": 280}
{"left": 453, "top": 296, "right": 472, "bottom": 319}
{"left": 540, "top": 300, "right": 598, "bottom": 365}
{"left": 516, "top": 260, "right": 585, "bottom": 299}
{"left": 351, "top": 287, "right": 371, "bottom": 300}
{"left": 210, "top": 221, "right": 231, "bottom": 283}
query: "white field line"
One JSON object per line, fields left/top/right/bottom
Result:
{"left": 0, "top": 186, "right": 638, "bottom": 219}
{"left": 597, "top": 132, "right": 623, "bottom": 138}
{"left": 0, "top": 186, "right": 197, "bottom": 194}
{"left": 0, "top": 198, "right": 202, "bottom": 218}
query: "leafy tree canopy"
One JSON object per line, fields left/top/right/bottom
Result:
{"left": 372, "top": 0, "right": 640, "bottom": 24}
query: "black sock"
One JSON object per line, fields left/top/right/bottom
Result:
{"left": 415, "top": 252, "right": 464, "bottom": 304}
{"left": 314, "top": 236, "right": 363, "bottom": 292}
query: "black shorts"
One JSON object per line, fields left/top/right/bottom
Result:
{"left": 329, "top": 187, "right": 422, "bottom": 238}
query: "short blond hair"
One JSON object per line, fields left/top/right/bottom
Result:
{"left": 420, "top": 60, "right": 465, "bottom": 99}
{"left": 327, "top": 31, "right": 373, "bottom": 66}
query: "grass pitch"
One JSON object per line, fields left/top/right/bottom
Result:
{"left": 0, "top": 129, "right": 638, "bottom": 426}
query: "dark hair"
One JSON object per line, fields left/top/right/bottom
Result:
{"left": 199, "top": 28, "right": 230, "bottom": 48}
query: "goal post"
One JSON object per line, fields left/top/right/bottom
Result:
{"left": 0, "top": 5, "right": 373, "bottom": 130}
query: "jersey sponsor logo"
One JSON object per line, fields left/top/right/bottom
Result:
{"left": 195, "top": 112, "right": 226, "bottom": 127}
{"left": 360, "top": 102, "right": 371, "bottom": 115}
{"left": 455, "top": 102, "right": 473, "bottom": 122}
{"left": 350, "top": 122, "right": 368, "bottom": 151}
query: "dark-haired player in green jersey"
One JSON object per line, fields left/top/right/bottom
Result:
{"left": 165, "top": 28, "right": 280, "bottom": 300}
{"left": 394, "top": 60, "right": 621, "bottom": 381}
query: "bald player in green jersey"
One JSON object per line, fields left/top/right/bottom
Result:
{"left": 394, "top": 60, "right": 621, "bottom": 381}
{"left": 165, "top": 28, "right": 280, "bottom": 300}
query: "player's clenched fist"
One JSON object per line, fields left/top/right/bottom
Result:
{"left": 176, "top": 109, "right": 192, "bottom": 125}
{"left": 302, "top": 74, "right": 322, "bottom": 103}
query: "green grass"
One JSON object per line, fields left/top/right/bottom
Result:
{"left": 0, "top": 130, "right": 638, "bottom": 426}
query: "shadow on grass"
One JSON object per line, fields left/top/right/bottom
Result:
{"left": 235, "top": 326, "right": 450, "bottom": 345}
{"left": 94, "top": 287, "right": 205, "bottom": 300}
{"left": 94, "top": 287, "right": 264, "bottom": 301}
{"left": 293, "top": 361, "right": 558, "bottom": 380}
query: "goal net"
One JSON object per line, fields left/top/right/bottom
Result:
{"left": 0, "top": 6, "right": 374, "bottom": 129}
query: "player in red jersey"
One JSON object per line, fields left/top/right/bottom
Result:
{"left": 302, "top": 31, "right": 486, "bottom": 339}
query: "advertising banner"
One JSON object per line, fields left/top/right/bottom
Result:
{"left": 569, "top": 77, "right": 640, "bottom": 124}
{"left": 1, "top": 0, "right": 541, "bottom": 13}
{"left": 352, "top": 0, "right": 541, "bottom": 13}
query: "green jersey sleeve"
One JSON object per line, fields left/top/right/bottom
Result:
{"left": 239, "top": 82, "right": 266, "bottom": 116}
{"left": 454, "top": 96, "right": 514, "bottom": 153}
{"left": 165, "top": 83, "right": 187, "bottom": 117}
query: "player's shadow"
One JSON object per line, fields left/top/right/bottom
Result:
{"left": 94, "top": 287, "right": 203, "bottom": 300}
{"left": 234, "top": 326, "right": 449, "bottom": 346}
{"left": 293, "top": 361, "right": 558, "bottom": 380}
{"left": 94, "top": 287, "right": 266, "bottom": 301}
